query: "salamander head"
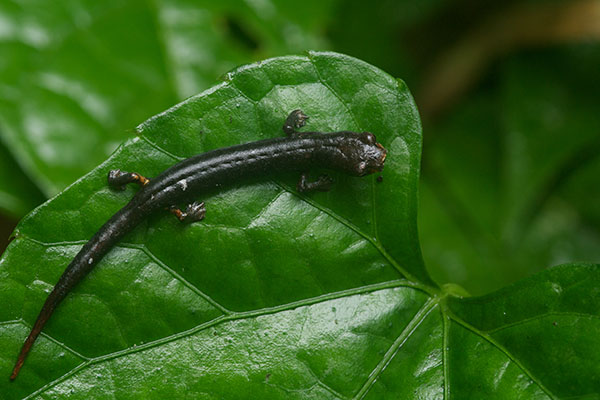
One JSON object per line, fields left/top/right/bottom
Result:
{"left": 338, "top": 131, "right": 387, "bottom": 176}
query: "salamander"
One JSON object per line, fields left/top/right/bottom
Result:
{"left": 10, "top": 109, "right": 387, "bottom": 379}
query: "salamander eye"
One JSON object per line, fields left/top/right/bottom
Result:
{"left": 360, "top": 132, "right": 376, "bottom": 145}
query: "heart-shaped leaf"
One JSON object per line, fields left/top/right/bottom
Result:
{"left": 1, "top": 52, "right": 598, "bottom": 399}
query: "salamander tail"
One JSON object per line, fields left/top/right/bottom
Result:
{"left": 10, "top": 289, "right": 59, "bottom": 380}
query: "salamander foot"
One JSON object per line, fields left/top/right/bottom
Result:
{"left": 108, "top": 169, "right": 150, "bottom": 191}
{"left": 283, "top": 109, "right": 309, "bottom": 135}
{"left": 297, "top": 172, "right": 333, "bottom": 192}
{"left": 169, "top": 201, "right": 206, "bottom": 223}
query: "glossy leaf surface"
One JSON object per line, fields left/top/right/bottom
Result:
{"left": 1, "top": 53, "right": 598, "bottom": 399}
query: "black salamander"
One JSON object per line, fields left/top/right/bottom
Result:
{"left": 10, "top": 110, "right": 387, "bottom": 379}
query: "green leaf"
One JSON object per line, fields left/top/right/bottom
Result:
{"left": 0, "top": 0, "right": 335, "bottom": 197}
{"left": 1, "top": 52, "right": 428, "bottom": 398}
{"left": 447, "top": 263, "right": 600, "bottom": 398}
{"left": 2, "top": 52, "right": 598, "bottom": 399}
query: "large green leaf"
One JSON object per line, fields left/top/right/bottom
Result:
{"left": 1, "top": 52, "right": 425, "bottom": 398}
{"left": 2, "top": 53, "right": 598, "bottom": 399}
{"left": 0, "top": 0, "right": 335, "bottom": 198}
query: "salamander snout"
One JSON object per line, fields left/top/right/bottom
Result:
{"left": 353, "top": 132, "right": 387, "bottom": 176}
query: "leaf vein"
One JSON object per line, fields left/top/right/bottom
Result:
{"left": 353, "top": 296, "right": 438, "bottom": 399}
{"left": 486, "top": 311, "right": 600, "bottom": 334}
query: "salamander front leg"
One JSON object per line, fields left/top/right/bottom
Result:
{"left": 169, "top": 201, "right": 206, "bottom": 223}
{"left": 283, "top": 109, "right": 309, "bottom": 135}
{"left": 108, "top": 169, "right": 150, "bottom": 191}
{"left": 297, "top": 172, "right": 333, "bottom": 193}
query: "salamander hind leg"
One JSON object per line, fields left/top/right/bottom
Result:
{"left": 297, "top": 172, "right": 333, "bottom": 193}
{"left": 283, "top": 109, "right": 309, "bottom": 135}
{"left": 108, "top": 169, "right": 150, "bottom": 191}
{"left": 169, "top": 201, "right": 206, "bottom": 223}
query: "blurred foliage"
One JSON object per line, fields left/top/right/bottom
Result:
{"left": 0, "top": 0, "right": 598, "bottom": 295}
{"left": 0, "top": 142, "right": 44, "bottom": 218}
{"left": 0, "top": 0, "right": 334, "bottom": 200}
{"left": 420, "top": 45, "right": 600, "bottom": 294}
